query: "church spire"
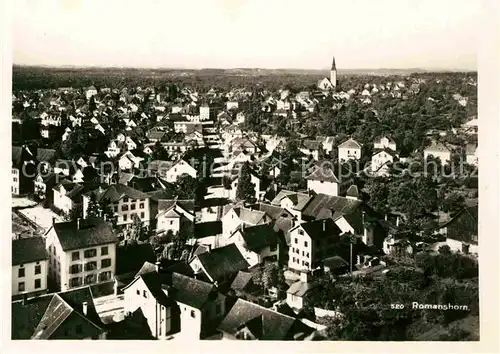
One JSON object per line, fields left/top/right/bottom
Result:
{"left": 331, "top": 56, "right": 336, "bottom": 70}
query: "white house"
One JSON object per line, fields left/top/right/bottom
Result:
{"left": 221, "top": 206, "right": 272, "bottom": 240}
{"left": 44, "top": 217, "right": 118, "bottom": 292}
{"left": 53, "top": 181, "right": 84, "bottom": 215}
{"left": 12, "top": 237, "right": 49, "bottom": 297}
{"left": 156, "top": 200, "right": 195, "bottom": 235}
{"left": 86, "top": 86, "right": 98, "bottom": 100}
{"left": 165, "top": 159, "right": 197, "bottom": 183}
{"left": 338, "top": 138, "right": 362, "bottom": 162}
{"left": 226, "top": 101, "right": 239, "bottom": 110}
{"left": 424, "top": 141, "right": 451, "bottom": 164}
{"left": 119, "top": 151, "right": 144, "bottom": 171}
{"left": 374, "top": 136, "right": 397, "bottom": 151}
{"left": 306, "top": 166, "right": 339, "bottom": 196}
{"left": 226, "top": 223, "right": 279, "bottom": 267}
{"left": 371, "top": 148, "right": 398, "bottom": 175}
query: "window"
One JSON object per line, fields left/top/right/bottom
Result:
{"left": 143, "top": 290, "right": 148, "bottom": 298}
{"left": 136, "top": 289, "right": 140, "bottom": 295}
{"left": 35, "top": 264, "right": 41, "bottom": 275}
{"left": 114, "top": 205, "right": 118, "bottom": 212}
{"left": 123, "top": 214, "right": 128, "bottom": 222}
{"left": 85, "top": 261, "right": 97, "bottom": 271}
{"left": 18, "top": 267, "right": 25, "bottom": 278}
{"left": 298, "top": 230, "right": 304, "bottom": 236}
{"left": 70, "top": 277, "right": 82, "bottom": 288}
{"left": 304, "top": 241, "right": 308, "bottom": 247}
{"left": 70, "top": 264, "right": 81, "bottom": 274}
{"left": 101, "top": 259, "right": 111, "bottom": 268}
{"left": 169, "top": 220, "right": 174, "bottom": 225}
{"left": 35, "top": 279, "right": 41, "bottom": 289}
{"left": 18, "top": 282, "right": 25, "bottom": 292}
{"left": 123, "top": 197, "right": 129, "bottom": 203}
{"left": 84, "top": 249, "right": 97, "bottom": 258}
{"left": 99, "top": 271, "right": 111, "bottom": 282}
{"left": 84, "top": 274, "right": 95, "bottom": 285}
{"left": 72, "top": 251, "right": 80, "bottom": 261}
{"left": 101, "top": 246, "right": 108, "bottom": 256}
{"left": 131, "top": 204, "right": 136, "bottom": 210}
{"left": 302, "top": 251, "right": 305, "bottom": 256}
{"left": 294, "top": 238, "right": 298, "bottom": 244}
{"left": 141, "top": 212, "right": 145, "bottom": 219}
{"left": 122, "top": 204, "right": 129, "bottom": 212}
{"left": 190, "top": 310, "right": 195, "bottom": 318}
{"left": 306, "top": 252, "right": 310, "bottom": 258}
{"left": 139, "top": 203, "right": 144, "bottom": 209}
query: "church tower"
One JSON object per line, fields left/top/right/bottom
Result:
{"left": 330, "top": 56, "right": 337, "bottom": 88}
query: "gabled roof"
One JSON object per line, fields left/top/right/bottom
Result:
{"left": 195, "top": 244, "right": 249, "bottom": 282}
{"left": 295, "top": 218, "right": 342, "bottom": 240}
{"left": 271, "top": 190, "right": 312, "bottom": 211}
{"left": 12, "top": 236, "right": 49, "bottom": 266}
{"left": 51, "top": 217, "right": 118, "bottom": 251}
{"left": 305, "top": 166, "right": 339, "bottom": 183}
{"left": 230, "top": 271, "right": 254, "bottom": 291}
{"left": 232, "top": 207, "right": 267, "bottom": 225}
{"left": 218, "top": 299, "right": 313, "bottom": 340}
{"left": 286, "top": 280, "right": 318, "bottom": 297}
{"left": 338, "top": 138, "right": 362, "bottom": 149}
{"left": 345, "top": 185, "right": 360, "bottom": 199}
{"left": 158, "top": 199, "right": 195, "bottom": 214}
{"left": 232, "top": 223, "right": 278, "bottom": 253}
{"left": 372, "top": 147, "right": 399, "bottom": 157}
{"left": 12, "top": 286, "right": 102, "bottom": 340}
{"left": 96, "top": 183, "right": 149, "bottom": 203}
{"left": 167, "top": 272, "right": 217, "bottom": 309}
{"left": 425, "top": 141, "right": 451, "bottom": 153}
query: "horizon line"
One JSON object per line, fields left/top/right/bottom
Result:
{"left": 12, "top": 63, "right": 477, "bottom": 73}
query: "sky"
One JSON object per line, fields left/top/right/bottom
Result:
{"left": 13, "top": 0, "right": 483, "bottom": 70}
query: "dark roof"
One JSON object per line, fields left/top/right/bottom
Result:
{"left": 305, "top": 166, "right": 339, "bottom": 183}
{"left": 52, "top": 217, "right": 118, "bottom": 251}
{"left": 12, "top": 236, "right": 49, "bottom": 266}
{"left": 166, "top": 272, "right": 217, "bottom": 309}
{"left": 233, "top": 223, "right": 278, "bottom": 253}
{"left": 12, "top": 145, "right": 33, "bottom": 166}
{"left": 338, "top": 138, "right": 362, "bottom": 149}
{"left": 302, "top": 193, "right": 362, "bottom": 220}
{"left": 230, "top": 271, "right": 254, "bottom": 291}
{"left": 116, "top": 243, "right": 156, "bottom": 276}
{"left": 301, "top": 140, "right": 321, "bottom": 150}
{"left": 12, "top": 286, "right": 101, "bottom": 340}
{"left": 218, "top": 299, "right": 313, "bottom": 340}
{"left": 36, "top": 148, "right": 56, "bottom": 162}
{"left": 442, "top": 204, "right": 478, "bottom": 244}
{"left": 297, "top": 219, "right": 342, "bottom": 240}
{"left": 323, "top": 256, "right": 349, "bottom": 270}
{"left": 97, "top": 183, "right": 150, "bottom": 203}
{"left": 193, "top": 221, "right": 222, "bottom": 239}
{"left": 372, "top": 147, "right": 398, "bottom": 157}
{"left": 134, "top": 272, "right": 175, "bottom": 307}
{"left": 158, "top": 199, "right": 195, "bottom": 213}
{"left": 286, "top": 280, "right": 318, "bottom": 297}
{"left": 196, "top": 244, "right": 249, "bottom": 282}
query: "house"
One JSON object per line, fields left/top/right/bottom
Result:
{"left": 33, "top": 172, "right": 61, "bottom": 201}
{"left": 299, "top": 140, "right": 321, "bottom": 161}
{"left": 146, "top": 130, "right": 166, "bottom": 143}
{"left": 229, "top": 137, "right": 259, "bottom": 155}
{"left": 165, "top": 158, "right": 197, "bottom": 183}
{"left": 218, "top": 298, "right": 314, "bottom": 340}
{"left": 306, "top": 165, "right": 339, "bottom": 196}
{"left": 226, "top": 223, "right": 279, "bottom": 267}
{"left": 86, "top": 85, "right": 98, "bottom": 100}
{"left": 338, "top": 138, "right": 362, "bottom": 161}
{"left": 123, "top": 267, "right": 227, "bottom": 339}
{"left": 287, "top": 219, "right": 343, "bottom": 272}
{"left": 424, "top": 141, "right": 451, "bottom": 163}
{"left": 383, "top": 235, "right": 413, "bottom": 256}
{"left": 271, "top": 190, "right": 313, "bottom": 223}
{"left": 440, "top": 204, "right": 478, "bottom": 255}
{"left": 301, "top": 193, "right": 378, "bottom": 247}
{"left": 286, "top": 272, "right": 319, "bottom": 310}
{"left": 466, "top": 143, "right": 478, "bottom": 166}
{"left": 156, "top": 199, "right": 195, "bottom": 235}
{"left": 199, "top": 104, "right": 210, "bottom": 121}
{"left": 12, "top": 286, "right": 106, "bottom": 340}
{"left": 12, "top": 145, "right": 36, "bottom": 195}
{"left": 371, "top": 148, "right": 398, "bottom": 175}
{"left": 226, "top": 101, "right": 239, "bottom": 110}
{"left": 118, "top": 151, "right": 144, "bottom": 171}
{"left": 189, "top": 244, "right": 249, "bottom": 285}
{"left": 221, "top": 206, "right": 272, "bottom": 239}
{"left": 52, "top": 180, "right": 84, "bottom": 216}
{"left": 82, "top": 184, "right": 151, "bottom": 227}
{"left": 44, "top": 217, "right": 118, "bottom": 291}
{"left": 12, "top": 237, "right": 49, "bottom": 297}
{"left": 374, "top": 136, "right": 397, "bottom": 151}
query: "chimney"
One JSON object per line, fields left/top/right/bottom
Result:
{"left": 322, "top": 219, "right": 326, "bottom": 232}
{"left": 82, "top": 302, "right": 88, "bottom": 316}
{"left": 52, "top": 217, "right": 56, "bottom": 225}
{"left": 207, "top": 244, "right": 212, "bottom": 253}
{"left": 76, "top": 218, "right": 81, "bottom": 230}
{"left": 22, "top": 293, "right": 27, "bottom": 306}
{"left": 155, "top": 261, "right": 161, "bottom": 273}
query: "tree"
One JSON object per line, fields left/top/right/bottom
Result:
{"left": 175, "top": 174, "right": 198, "bottom": 199}
{"left": 235, "top": 162, "right": 256, "bottom": 202}
{"left": 170, "top": 221, "right": 193, "bottom": 260}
